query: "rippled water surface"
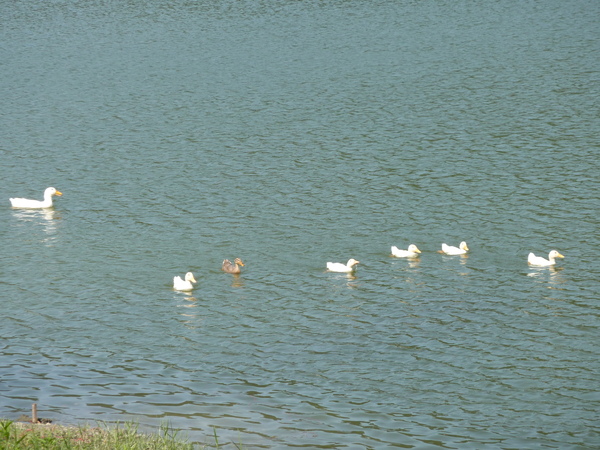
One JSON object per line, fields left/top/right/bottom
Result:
{"left": 1, "top": 1, "right": 599, "bottom": 448}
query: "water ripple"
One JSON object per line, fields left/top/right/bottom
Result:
{"left": 2, "top": 0, "right": 599, "bottom": 448}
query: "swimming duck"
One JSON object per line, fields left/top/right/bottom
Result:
{"left": 391, "top": 244, "right": 421, "bottom": 258}
{"left": 327, "top": 258, "right": 360, "bottom": 273}
{"left": 173, "top": 272, "right": 197, "bottom": 291}
{"left": 441, "top": 242, "right": 469, "bottom": 255}
{"left": 528, "top": 250, "right": 564, "bottom": 266}
{"left": 10, "top": 187, "right": 63, "bottom": 209}
{"left": 222, "top": 258, "right": 245, "bottom": 274}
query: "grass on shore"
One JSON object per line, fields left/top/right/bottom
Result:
{"left": 0, "top": 419, "right": 235, "bottom": 449}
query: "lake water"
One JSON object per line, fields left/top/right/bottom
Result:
{"left": 1, "top": 0, "right": 599, "bottom": 448}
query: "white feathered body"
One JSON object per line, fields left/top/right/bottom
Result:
{"left": 441, "top": 242, "right": 469, "bottom": 255}
{"left": 391, "top": 244, "right": 421, "bottom": 258}
{"left": 528, "top": 250, "right": 564, "bottom": 266}
{"left": 173, "top": 272, "right": 197, "bottom": 291}
{"left": 10, "top": 187, "right": 62, "bottom": 209}
{"left": 327, "top": 259, "right": 360, "bottom": 273}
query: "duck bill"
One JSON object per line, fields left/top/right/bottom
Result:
{"left": 556, "top": 253, "right": 564, "bottom": 258}
{"left": 55, "top": 191, "right": 63, "bottom": 196}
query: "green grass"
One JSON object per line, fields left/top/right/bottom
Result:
{"left": 0, "top": 420, "right": 229, "bottom": 449}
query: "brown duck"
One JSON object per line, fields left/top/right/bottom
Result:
{"left": 222, "top": 258, "right": 245, "bottom": 274}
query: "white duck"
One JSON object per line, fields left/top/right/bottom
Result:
{"left": 173, "top": 272, "right": 197, "bottom": 291}
{"left": 327, "top": 258, "right": 360, "bottom": 273}
{"left": 441, "top": 241, "right": 469, "bottom": 255}
{"left": 528, "top": 250, "right": 564, "bottom": 266}
{"left": 391, "top": 244, "right": 421, "bottom": 258}
{"left": 10, "top": 187, "right": 63, "bottom": 208}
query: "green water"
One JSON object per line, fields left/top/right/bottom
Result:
{"left": 1, "top": 1, "right": 598, "bottom": 447}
